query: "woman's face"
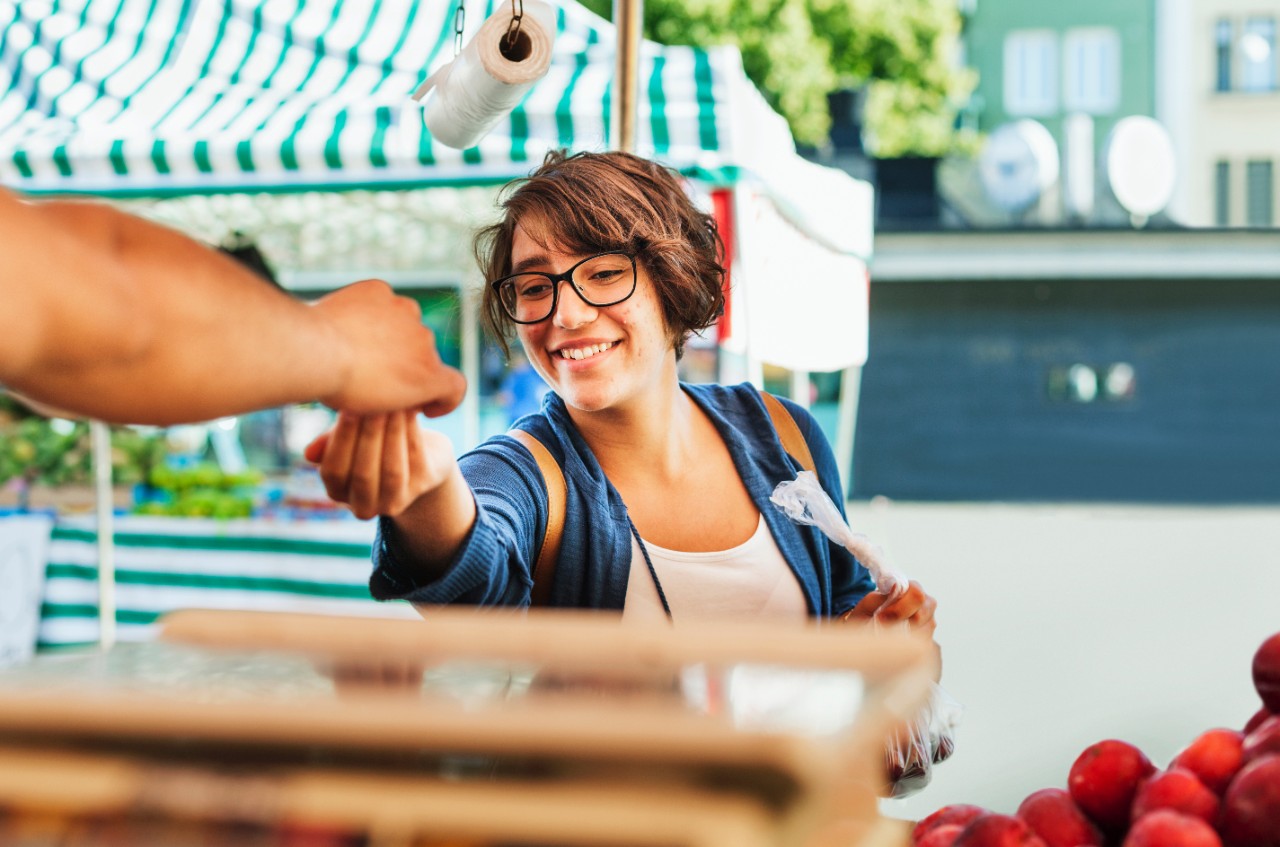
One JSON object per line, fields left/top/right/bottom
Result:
{"left": 510, "top": 222, "right": 676, "bottom": 414}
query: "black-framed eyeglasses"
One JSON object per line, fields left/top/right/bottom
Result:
{"left": 491, "top": 251, "right": 637, "bottom": 324}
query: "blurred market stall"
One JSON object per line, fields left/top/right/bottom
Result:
{"left": 0, "top": 0, "right": 874, "bottom": 652}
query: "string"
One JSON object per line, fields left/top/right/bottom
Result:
{"left": 628, "top": 518, "right": 673, "bottom": 620}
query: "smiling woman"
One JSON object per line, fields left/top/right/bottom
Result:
{"left": 307, "top": 150, "right": 938, "bottom": 636}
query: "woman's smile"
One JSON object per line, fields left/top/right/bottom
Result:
{"left": 552, "top": 339, "right": 619, "bottom": 368}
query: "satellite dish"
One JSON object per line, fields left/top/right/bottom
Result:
{"left": 978, "top": 120, "right": 1060, "bottom": 214}
{"left": 1103, "top": 116, "right": 1176, "bottom": 223}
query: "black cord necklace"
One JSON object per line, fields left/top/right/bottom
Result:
{"left": 627, "top": 517, "right": 673, "bottom": 620}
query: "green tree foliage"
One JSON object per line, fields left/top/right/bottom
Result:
{"left": 0, "top": 395, "right": 167, "bottom": 490}
{"left": 582, "top": 0, "right": 975, "bottom": 155}
{"left": 1, "top": 395, "right": 260, "bottom": 518}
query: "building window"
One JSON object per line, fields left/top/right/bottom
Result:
{"left": 1063, "top": 28, "right": 1120, "bottom": 113}
{"left": 1246, "top": 160, "right": 1273, "bottom": 226}
{"left": 1004, "top": 30, "right": 1059, "bottom": 116}
{"left": 1241, "top": 18, "right": 1276, "bottom": 92}
{"left": 1215, "top": 161, "right": 1231, "bottom": 226}
{"left": 1216, "top": 19, "right": 1233, "bottom": 92}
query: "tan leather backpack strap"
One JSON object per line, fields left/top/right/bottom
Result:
{"left": 759, "top": 390, "right": 816, "bottom": 475}
{"left": 508, "top": 429, "right": 564, "bottom": 606}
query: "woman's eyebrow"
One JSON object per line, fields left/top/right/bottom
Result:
{"left": 510, "top": 254, "right": 552, "bottom": 274}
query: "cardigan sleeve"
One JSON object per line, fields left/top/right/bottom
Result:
{"left": 369, "top": 436, "right": 547, "bottom": 607}
{"left": 777, "top": 396, "right": 875, "bottom": 617}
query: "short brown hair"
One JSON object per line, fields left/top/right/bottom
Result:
{"left": 475, "top": 150, "right": 725, "bottom": 359}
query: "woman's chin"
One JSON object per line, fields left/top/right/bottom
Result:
{"left": 557, "top": 383, "right": 617, "bottom": 414}
{"left": 562, "top": 394, "right": 610, "bottom": 414}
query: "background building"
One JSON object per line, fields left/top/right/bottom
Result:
{"left": 949, "top": 0, "right": 1158, "bottom": 226}
{"left": 838, "top": 1, "right": 1280, "bottom": 504}
{"left": 1159, "top": 0, "right": 1280, "bottom": 227}
{"left": 858, "top": 228, "right": 1280, "bottom": 503}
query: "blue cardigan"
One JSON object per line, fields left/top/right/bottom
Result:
{"left": 371, "top": 382, "right": 874, "bottom": 618}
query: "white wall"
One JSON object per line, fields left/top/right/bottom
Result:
{"left": 845, "top": 500, "right": 1280, "bottom": 820}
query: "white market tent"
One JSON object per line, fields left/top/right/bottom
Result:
{"left": 1, "top": 0, "right": 874, "bottom": 641}
{"left": 1, "top": 0, "right": 807, "bottom": 196}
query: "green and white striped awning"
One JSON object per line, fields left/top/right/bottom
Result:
{"left": 38, "top": 515, "right": 396, "bottom": 649}
{"left": 0, "top": 0, "right": 779, "bottom": 197}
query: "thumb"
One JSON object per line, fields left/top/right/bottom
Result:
{"left": 841, "top": 590, "right": 888, "bottom": 622}
{"left": 304, "top": 432, "right": 331, "bottom": 464}
{"left": 419, "top": 368, "right": 468, "bottom": 418}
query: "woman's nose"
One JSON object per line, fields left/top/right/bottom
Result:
{"left": 551, "top": 281, "right": 598, "bottom": 329}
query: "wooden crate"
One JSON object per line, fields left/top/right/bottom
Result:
{"left": 0, "top": 609, "right": 934, "bottom": 846}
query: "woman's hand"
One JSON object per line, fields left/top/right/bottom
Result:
{"left": 304, "top": 409, "right": 456, "bottom": 520}
{"left": 842, "top": 580, "right": 938, "bottom": 639}
{"left": 306, "top": 410, "right": 476, "bottom": 577}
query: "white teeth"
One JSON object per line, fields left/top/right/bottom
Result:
{"left": 559, "top": 342, "right": 614, "bottom": 360}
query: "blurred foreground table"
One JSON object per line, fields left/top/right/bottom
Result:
{"left": 0, "top": 608, "right": 932, "bottom": 847}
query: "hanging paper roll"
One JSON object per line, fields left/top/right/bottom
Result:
{"left": 412, "top": 0, "right": 557, "bottom": 150}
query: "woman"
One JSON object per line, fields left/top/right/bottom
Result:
{"left": 307, "top": 150, "right": 936, "bottom": 632}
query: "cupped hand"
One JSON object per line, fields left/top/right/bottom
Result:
{"left": 842, "top": 579, "right": 937, "bottom": 638}
{"left": 305, "top": 409, "right": 456, "bottom": 520}
{"left": 313, "top": 279, "right": 466, "bottom": 417}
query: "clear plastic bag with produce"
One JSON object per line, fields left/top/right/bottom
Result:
{"left": 771, "top": 471, "right": 963, "bottom": 797}
{"left": 882, "top": 680, "right": 963, "bottom": 797}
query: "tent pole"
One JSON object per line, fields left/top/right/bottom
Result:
{"left": 91, "top": 421, "right": 116, "bottom": 651}
{"left": 461, "top": 281, "right": 481, "bottom": 448}
{"left": 610, "top": 0, "right": 643, "bottom": 152}
{"left": 789, "top": 370, "right": 810, "bottom": 410}
{"left": 835, "top": 365, "right": 862, "bottom": 500}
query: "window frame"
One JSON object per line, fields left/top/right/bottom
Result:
{"left": 1004, "top": 29, "right": 1060, "bottom": 117}
{"left": 1245, "top": 159, "right": 1274, "bottom": 227}
{"left": 1216, "top": 18, "right": 1233, "bottom": 92}
{"left": 1062, "top": 27, "right": 1122, "bottom": 114}
{"left": 1240, "top": 16, "right": 1277, "bottom": 93}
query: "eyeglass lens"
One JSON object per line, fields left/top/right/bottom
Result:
{"left": 498, "top": 253, "right": 635, "bottom": 323}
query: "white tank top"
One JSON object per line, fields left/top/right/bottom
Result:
{"left": 621, "top": 515, "right": 808, "bottom": 622}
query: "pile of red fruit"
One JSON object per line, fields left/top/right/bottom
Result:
{"left": 912, "top": 632, "right": 1280, "bottom": 847}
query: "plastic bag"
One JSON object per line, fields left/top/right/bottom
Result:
{"left": 770, "top": 472, "right": 908, "bottom": 605}
{"left": 770, "top": 471, "right": 963, "bottom": 797}
{"left": 883, "top": 682, "right": 963, "bottom": 797}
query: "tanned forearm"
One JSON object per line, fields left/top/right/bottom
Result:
{"left": 1, "top": 193, "right": 352, "bottom": 423}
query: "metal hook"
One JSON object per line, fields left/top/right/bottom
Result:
{"left": 504, "top": 0, "right": 525, "bottom": 50}
{"left": 453, "top": 0, "right": 466, "bottom": 56}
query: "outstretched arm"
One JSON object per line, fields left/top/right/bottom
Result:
{"left": 0, "top": 189, "right": 465, "bottom": 424}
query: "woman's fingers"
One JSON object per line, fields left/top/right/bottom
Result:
{"left": 876, "top": 581, "right": 926, "bottom": 623}
{"left": 347, "top": 414, "right": 388, "bottom": 519}
{"left": 910, "top": 589, "right": 938, "bottom": 627}
{"left": 846, "top": 590, "right": 888, "bottom": 619}
{"left": 303, "top": 431, "right": 330, "bottom": 464}
{"left": 879, "top": 581, "right": 938, "bottom": 637}
{"left": 309, "top": 409, "right": 446, "bottom": 519}
{"left": 843, "top": 581, "right": 938, "bottom": 636}
{"left": 317, "top": 412, "right": 362, "bottom": 503}
{"left": 379, "top": 410, "right": 416, "bottom": 516}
